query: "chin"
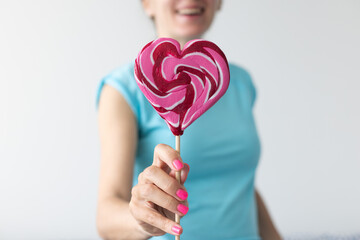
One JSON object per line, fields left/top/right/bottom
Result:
{"left": 175, "top": 27, "right": 208, "bottom": 40}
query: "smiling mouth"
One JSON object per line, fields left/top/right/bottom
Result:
{"left": 176, "top": 7, "right": 205, "bottom": 16}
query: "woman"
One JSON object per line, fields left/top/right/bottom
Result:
{"left": 96, "top": 0, "right": 282, "bottom": 239}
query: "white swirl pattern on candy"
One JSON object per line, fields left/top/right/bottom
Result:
{"left": 134, "top": 38, "right": 230, "bottom": 135}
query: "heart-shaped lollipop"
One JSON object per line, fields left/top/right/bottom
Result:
{"left": 134, "top": 38, "right": 230, "bottom": 135}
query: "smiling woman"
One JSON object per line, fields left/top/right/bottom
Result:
{"left": 96, "top": 0, "right": 282, "bottom": 240}
{"left": 1, "top": 0, "right": 360, "bottom": 239}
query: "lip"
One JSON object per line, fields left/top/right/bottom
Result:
{"left": 176, "top": 5, "right": 205, "bottom": 16}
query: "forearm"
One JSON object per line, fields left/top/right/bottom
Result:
{"left": 97, "top": 197, "right": 149, "bottom": 240}
{"left": 255, "top": 189, "right": 283, "bottom": 240}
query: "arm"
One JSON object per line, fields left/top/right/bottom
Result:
{"left": 97, "top": 84, "right": 148, "bottom": 240}
{"left": 255, "top": 189, "right": 283, "bottom": 240}
{"left": 96, "top": 85, "right": 189, "bottom": 239}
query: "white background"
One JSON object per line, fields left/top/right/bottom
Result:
{"left": 0, "top": 0, "right": 359, "bottom": 239}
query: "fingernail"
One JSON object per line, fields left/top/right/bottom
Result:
{"left": 172, "top": 159, "right": 183, "bottom": 170}
{"left": 172, "top": 225, "right": 182, "bottom": 235}
{"left": 177, "top": 204, "right": 189, "bottom": 215}
{"left": 176, "top": 189, "right": 188, "bottom": 200}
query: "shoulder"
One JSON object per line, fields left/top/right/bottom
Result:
{"left": 96, "top": 61, "right": 141, "bottom": 119}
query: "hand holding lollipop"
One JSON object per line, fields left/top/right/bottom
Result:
{"left": 129, "top": 144, "right": 190, "bottom": 237}
{"left": 133, "top": 38, "right": 230, "bottom": 239}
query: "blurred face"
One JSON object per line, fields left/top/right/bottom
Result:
{"left": 142, "top": 0, "right": 221, "bottom": 45}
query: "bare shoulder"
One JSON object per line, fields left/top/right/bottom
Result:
{"left": 97, "top": 83, "right": 138, "bottom": 201}
{"left": 98, "top": 84, "right": 136, "bottom": 124}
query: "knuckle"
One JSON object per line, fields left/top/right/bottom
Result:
{"left": 142, "top": 184, "right": 155, "bottom": 198}
{"left": 163, "top": 180, "right": 174, "bottom": 193}
{"left": 155, "top": 143, "right": 179, "bottom": 158}
{"left": 154, "top": 143, "right": 165, "bottom": 153}
{"left": 144, "top": 210, "right": 157, "bottom": 226}
{"left": 164, "top": 178, "right": 177, "bottom": 193}
{"left": 128, "top": 201, "right": 139, "bottom": 219}
{"left": 128, "top": 200, "right": 135, "bottom": 213}
{"left": 138, "top": 172, "right": 145, "bottom": 183}
{"left": 163, "top": 196, "right": 175, "bottom": 210}
{"left": 144, "top": 166, "right": 156, "bottom": 178}
{"left": 131, "top": 185, "right": 138, "bottom": 197}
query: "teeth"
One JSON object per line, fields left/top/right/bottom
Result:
{"left": 177, "top": 8, "right": 202, "bottom": 15}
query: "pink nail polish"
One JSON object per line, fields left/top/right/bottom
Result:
{"left": 172, "top": 159, "right": 183, "bottom": 170}
{"left": 172, "top": 225, "right": 182, "bottom": 235}
{"left": 177, "top": 204, "right": 189, "bottom": 215}
{"left": 176, "top": 189, "right": 188, "bottom": 200}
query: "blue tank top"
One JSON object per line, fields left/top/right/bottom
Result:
{"left": 96, "top": 62, "right": 261, "bottom": 240}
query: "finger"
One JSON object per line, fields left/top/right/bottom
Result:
{"left": 138, "top": 166, "right": 188, "bottom": 201}
{"left": 169, "top": 163, "right": 190, "bottom": 185}
{"left": 139, "top": 183, "right": 189, "bottom": 216}
{"left": 133, "top": 203, "right": 183, "bottom": 236}
{"left": 153, "top": 144, "right": 184, "bottom": 172}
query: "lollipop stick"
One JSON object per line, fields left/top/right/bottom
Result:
{"left": 175, "top": 135, "right": 181, "bottom": 240}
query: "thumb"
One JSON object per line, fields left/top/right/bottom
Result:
{"left": 169, "top": 163, "right": 190, "bottom": 185}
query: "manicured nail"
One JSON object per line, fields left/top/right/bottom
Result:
{"left": 176, "top": 189, "right": 188, "bottom": 200}
{"left": 177, "top": 204, "right": 189, "bottom": 215}
{"left": 172, "top": 159, "right": 183, "bottom": 170}
{"left": 172, "top": 225, "right": 182, "bottom": 235}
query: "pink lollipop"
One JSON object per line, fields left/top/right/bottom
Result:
{"left": 134, "top": 38, "right": 230, "bottom": 136}
{"left": 134, "top": 38, "right": 230, "bottom": 239}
